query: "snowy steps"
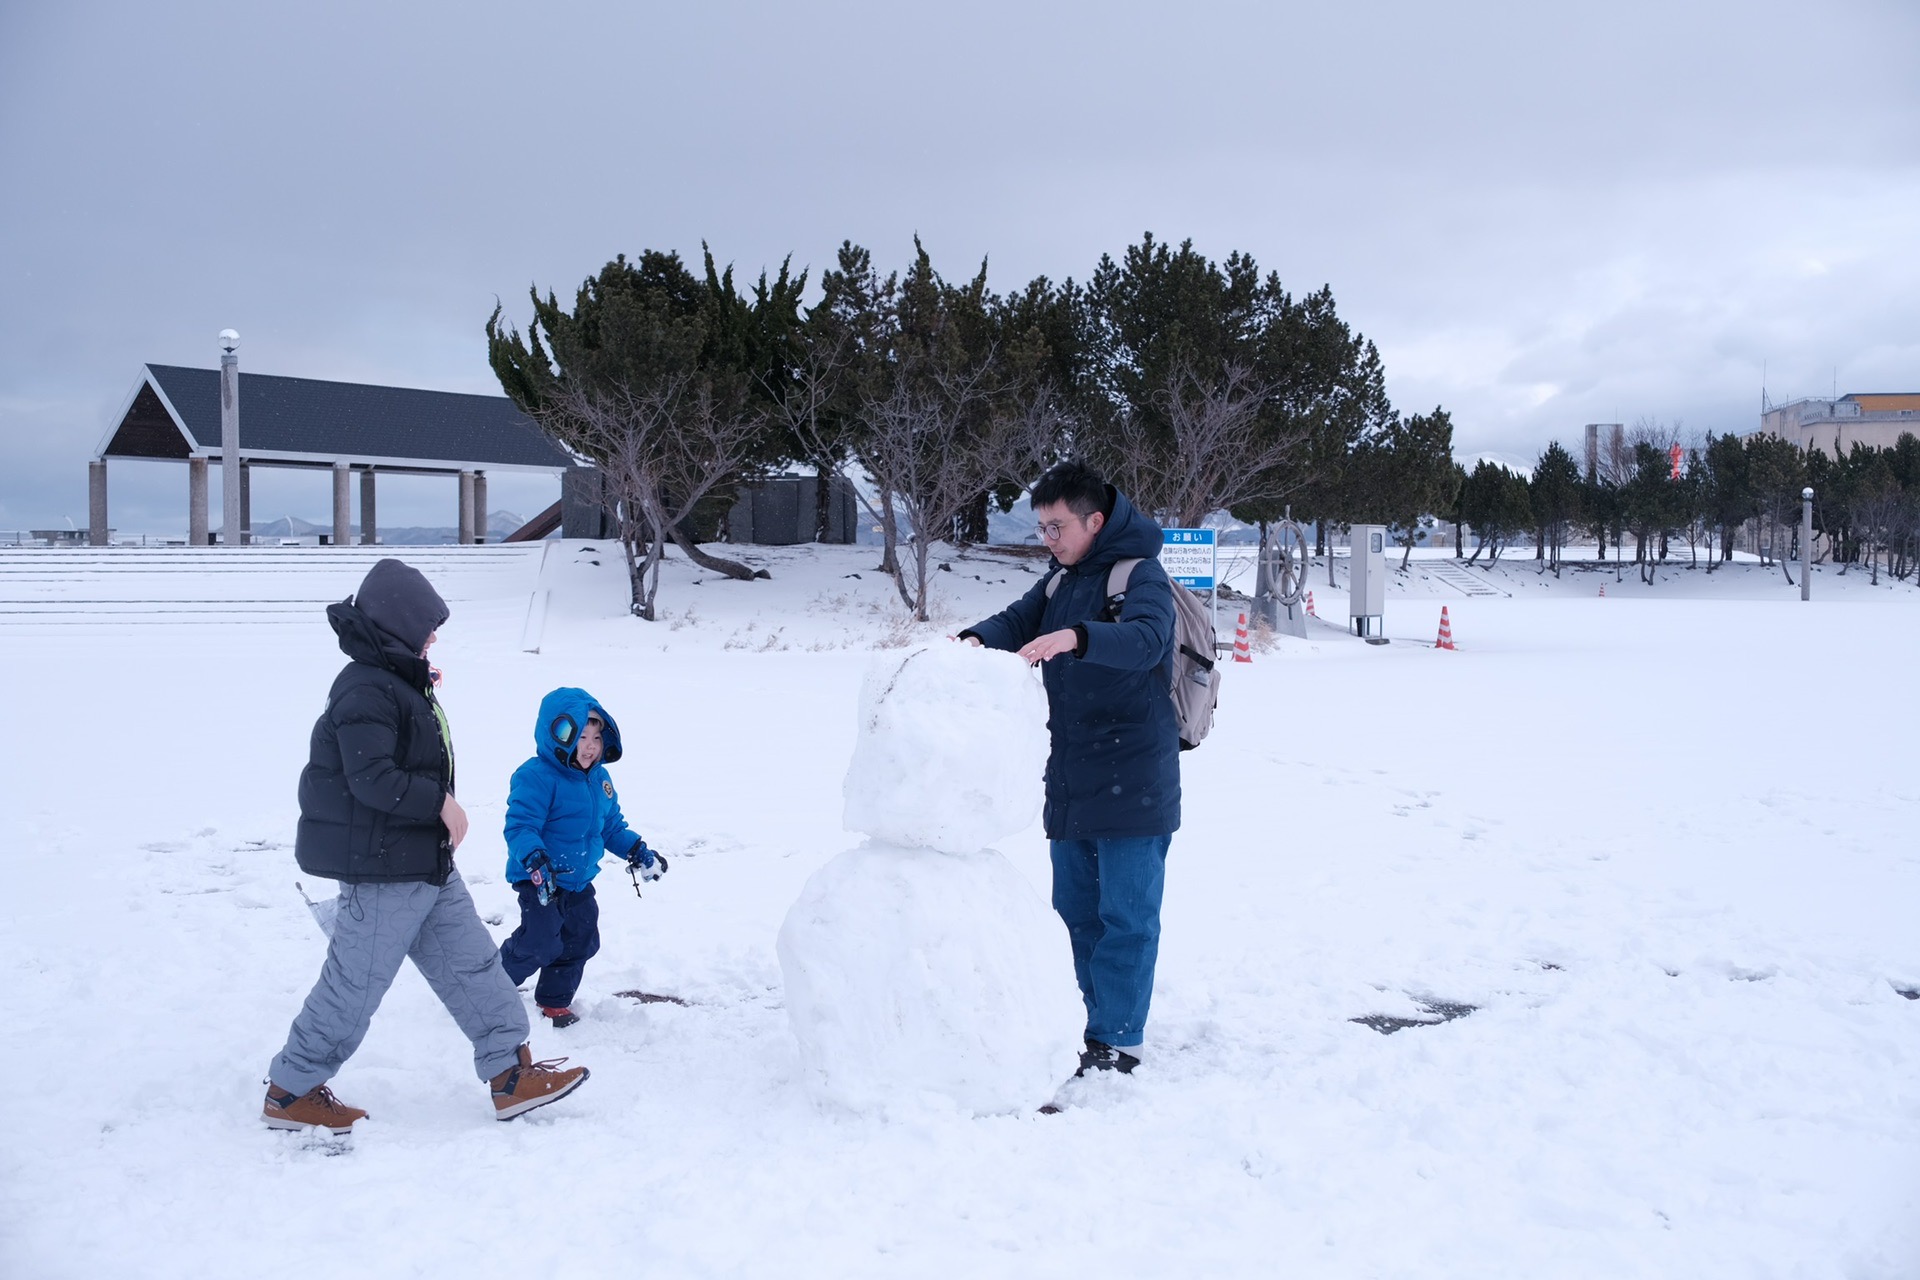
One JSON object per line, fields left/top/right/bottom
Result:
{"left": 1419, "top": 559, "right": 1510, "bottom": 598}
{"left": 0, "top": 545, "right": 544, "bottom": 625}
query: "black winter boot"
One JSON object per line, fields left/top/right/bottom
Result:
{"left": 1076, "top": 1039, "right": 1140, "bottom": 1076}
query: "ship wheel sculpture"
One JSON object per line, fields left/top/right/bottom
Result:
{"left": 1257, "top": 518, "right": 1311, "bottom": 610}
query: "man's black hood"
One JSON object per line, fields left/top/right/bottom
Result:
{"left": 351, "top": 558, "right": 449, "bottom": 655}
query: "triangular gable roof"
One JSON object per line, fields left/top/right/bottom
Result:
{"left": 99, "top": 364, "right": 577, "bottom": 473}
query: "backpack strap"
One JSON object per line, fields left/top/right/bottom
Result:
{"left": 1044, "top": 559, "right": 1143, "bottom": 602}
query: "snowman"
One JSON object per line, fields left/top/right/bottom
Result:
{"left": 776, "top": 642, "right": 1086, "bottom": 1116}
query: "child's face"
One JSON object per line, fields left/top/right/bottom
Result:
{"left": 574, "top": 718, "right": 604, "bottom": 769}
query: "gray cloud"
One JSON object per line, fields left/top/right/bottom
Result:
{"left": 4, "top": 0, "right": 1915, "bottom": 531}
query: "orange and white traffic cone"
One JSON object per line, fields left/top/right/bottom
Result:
{"left": 1436, "top": 605, "right": 1455, "bottom": 650}
{"left": 1305, "top": 590, "right": 1317, "bottom": 618}
{"left": 1232, "top": 612, "right": 1253, "bottom": 663}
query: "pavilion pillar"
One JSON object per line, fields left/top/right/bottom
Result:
{"left": 473, "top": 472, "right": 488, "bottom": 544}
{"left": 360, "top": 469, "right": 377, "bottom": 545}
{"left": 239, "top": 462, "right": 252, "bottom": 545}
{"left": 89, "top": 459, "right": 108, "bottom": 546}
{"left": 458, "top": 470, "right": 476, "bottom": 545}
{"left": 332, "top": 462, "right": 351, "bottom": 547}
{"left": 189, "top": 458, "right": 209, "bottom": 545}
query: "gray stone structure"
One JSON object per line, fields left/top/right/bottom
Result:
{"left": 561, "top": 467, "right": 616, "bottom": 539}
{"left": 189, "top": 457, "right": 209, "bottom": 545}
{"left": 89, "top": 460, "right": 108, "bottom": 546}
{"left": 360, "top": 469, "right": 378, "bottom": 545}
{"left": 728, "top": 474, "right": 858, "bottom": 545}
{"left": 332, "top": 462, "right": 351, "bottom": 547}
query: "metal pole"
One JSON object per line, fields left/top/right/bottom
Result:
{"left": 473, "top": 472, "right": 488, "bottom": 544}
{"left": 219, "top": 330, "right": 241, "bottom": 547}
{"left": 1801, "top": 487, "right": 1813, "bottom": 602}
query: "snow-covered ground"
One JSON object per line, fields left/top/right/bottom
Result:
{"left": 2, "top": 540, "right": 1916, "bottom": 1278}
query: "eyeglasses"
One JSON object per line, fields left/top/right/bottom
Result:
{"left": 1036, "top": 516, "right": 1086, "bottom": 541}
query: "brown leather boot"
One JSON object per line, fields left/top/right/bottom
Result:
{"left": 263, "top": 1083, "right": 367, "bottom": 1134}
{"left": 489, "top": 1044, "right": 589, "bottom": 1121}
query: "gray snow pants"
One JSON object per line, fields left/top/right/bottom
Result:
{"left": 269, "top": 869, "right": 529, "bottom": 1096}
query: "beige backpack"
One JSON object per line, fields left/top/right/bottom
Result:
{"left": 1045, "top": 558, "right": 1220, "bottom": 750}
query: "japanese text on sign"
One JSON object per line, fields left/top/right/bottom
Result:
{"left": 1160, "top": 528, "right": 1217, "bottom": 589}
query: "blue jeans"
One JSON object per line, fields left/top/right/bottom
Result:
{"left": 499, "top": 882, "right": 601, "bottom": 1008}
{"left": 1049, "top": 835, "right": 1171, "bottom": 1049}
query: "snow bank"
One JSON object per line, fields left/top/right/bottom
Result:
{"left": 777, "top": 841, "right": 1084, "bottom": 1116}
{"left": 841, "top": 643, "right": 1048, "bottom": 853}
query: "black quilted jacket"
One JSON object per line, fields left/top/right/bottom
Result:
{"left": 294, "top": 601, "right": 454, "bottom": 885}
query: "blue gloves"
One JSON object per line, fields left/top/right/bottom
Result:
{"left": 627, "top": 840, "right": 668, "bottom": 882}
{"left": 525, "top": 851, "right": 555, "bottom": 906}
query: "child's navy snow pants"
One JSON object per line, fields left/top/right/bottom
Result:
{"left": 499, "top": 882, "right": 601, "bottom": 1009}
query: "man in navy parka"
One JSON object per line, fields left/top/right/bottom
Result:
{"left": 960, "top": 460, "right": 1181, "bottom": 1074}
{"left": 498, "top": 688, "right": 660, "bottom": 1025}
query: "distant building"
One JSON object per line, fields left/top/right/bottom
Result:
{"left": 95, "top": 362, "right": 578, "bottom": 547}
{"left": 1759, "top": 394, "right": 1920, "bottom": 457}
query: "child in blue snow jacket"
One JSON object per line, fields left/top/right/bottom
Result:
{"left": 499, "top": 687, "right": 666, "bottom": 1027}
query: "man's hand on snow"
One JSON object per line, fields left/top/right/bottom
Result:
{"left": 1017, "top": 628, "right": 1079, "bottom": 665}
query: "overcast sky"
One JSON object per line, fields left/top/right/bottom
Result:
{"left": 3, "top": 0, "right": 1916, "bottom": 535}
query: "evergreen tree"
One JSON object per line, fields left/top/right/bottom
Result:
{"left": 1351, "top": 407, "right": 1458, "bottom": 569}
{"left": 1621, "top": 441, "right": 1682, "bottom": 584}
{"left": 1076, "top": 233, "right": 1387, "bottom": 526}
{"left": 1529, "top": 441, "right": 1581, "bottom": 576}
{"left": 486, "top": 250, "right": 775, "bottom": 618}
{"left": 850, "top": 239, "right": 1062, "bottom": 619}
{"left": 1745, "top": 434, "right": 1809, "bottom": 582}
{"left": 1457, "top": 461, "right": 1532, "bottom": 567}
{"left": 1702, "top": 432, "right": 1751, "bottom": 569}
{"left": 1578, "top": 473, "right": 1622, "bottom": 572}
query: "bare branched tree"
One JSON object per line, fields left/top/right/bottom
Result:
{"left": 537, "top": 377, "right": 764, "bottom": 619}
{"left": 859, "top": 361, "right": 1060, "bottom": 619}
{"left": 1089, "top": 362, "right": 1310, "bottom": 527}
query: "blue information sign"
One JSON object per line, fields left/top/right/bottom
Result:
{"left": 1160, "top": 528, "right": 1217, "bottom": 589}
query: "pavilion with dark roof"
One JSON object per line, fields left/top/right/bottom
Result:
{"left": 89, "top": 363, "right": 581, "bottom": 545}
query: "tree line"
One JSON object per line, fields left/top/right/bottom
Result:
{"left": 1460, "top": 424, "right": 1920, "bottom": 586}
{"left": 485, "top": 235, "right": 1458, "bottom": 619}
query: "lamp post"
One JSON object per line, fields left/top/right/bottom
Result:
{"left": 219, "top": 329, "right": 242, "bottom": 547}
{"left": 1801, "top": 487, "right": 1813, "bottom": 602}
